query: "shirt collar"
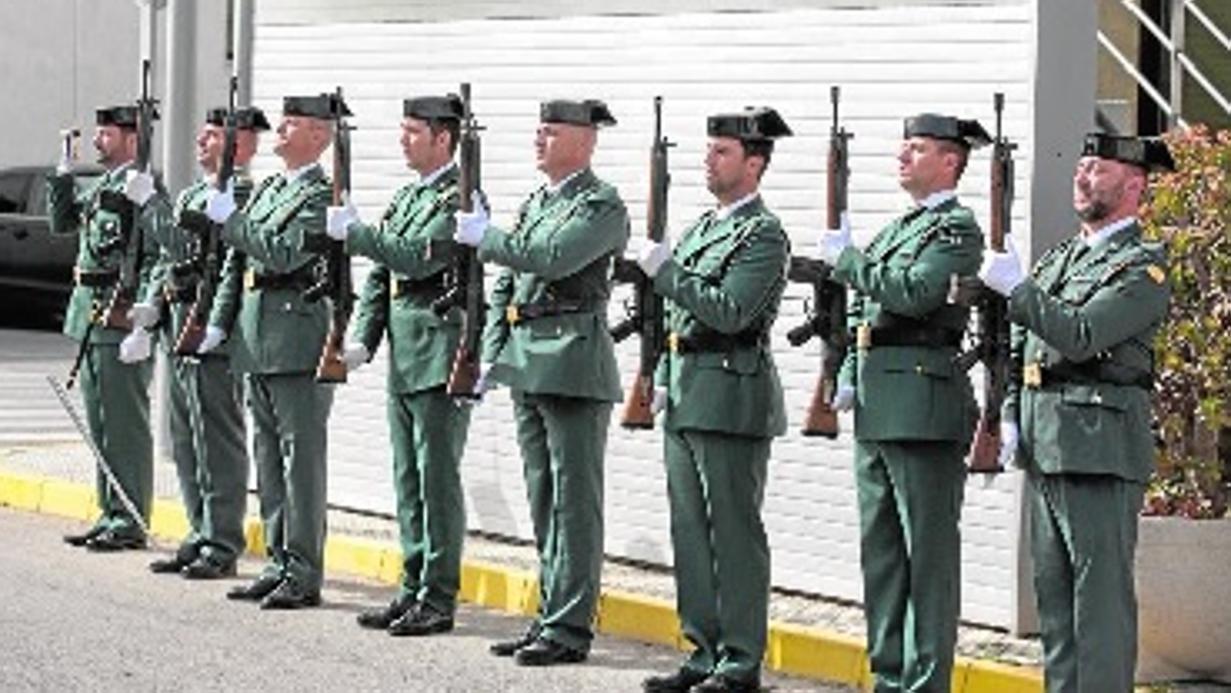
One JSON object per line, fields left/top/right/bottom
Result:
{"left": 1082, "top": 215, "right": 1137, "bottom": 248}
{"left": 715, "top": 192, "right": 760, "bottom": 221}
{"left": 419, "top": 162, "right": 455, "bottom": 188}
{"left": 916, "top": 189, "right": 956, "bottom": 210}
{"left": 284, "top": 162, "right": 321, "bottom": 184}
{"left": 545, "top": 168, "right": 586, "bottom": 195}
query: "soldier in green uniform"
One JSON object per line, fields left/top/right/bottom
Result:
{"left": 323, "top": 94, "right": 471, "bottom": 636}
{"left": 638, "top": 107, "right": 792, "bottom": 693}
{"left": 200, "top": 94, "right": 343, "bottom": 609}
{"left": 979, "top": 134, "right": 1173, "bottom": 693}
{"left": 51, "top": 105, "right": 164, "bottom": 552}
{"left": 137, "top": 107, "right": 269, "bottom": 579}
{"left": 820, "top": 114, "right": 989, "bottom": 691}
{"left": 454, "top": 99, "right": 629, "bottom": 665}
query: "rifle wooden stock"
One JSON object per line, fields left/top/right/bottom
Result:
{"left": 102, "top": 288, "right": 134, "bottom": 331}
{"left": 801, "top": 376, "right": 839, "bottom": 438}
{"left": 965, "top": 92, "right": 1014, "bottom": 475}
{"left": 314, "top": 87, "right": 354, "bottom": 384}
{"left": 444, "top": 83, "right": 485, "bottom": 400}
{"left": 315, "top": 331, "right": 347, "bottom": 383}
{"left": 621, "top": 374, "right": 655, "bottom": 430}
{"left": 174, "top": 317, "right": 205, "bottom": 356}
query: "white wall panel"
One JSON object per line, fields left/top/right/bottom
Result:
{"left": 252, "top": 2, "right": 1034, "bottom": 627}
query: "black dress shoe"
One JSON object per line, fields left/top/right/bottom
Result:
{"left": 489, "top": 623, "right": 541, "bottom": 657}
{"left": 63, "top": 524, "right": 106, "bottom": 547}
{"left": 226, "top": 574, "right": 283, "bottom": 601}
{"left": 356, "top": 593, "right": 416, "bottom": 630}
{"left": 85, "top": 530, "right": 147, "bottom": 552}
{"left": 513, "top": 638, "right": 587, "bottom": 667}
{"left": 181, "top": 555, "right": 237, "bottom": 580}
{"left": 689, "top": 674, "right": 761, "bottom": 693}
{"left": 387, "top": 602, "right": 454, "bottom": 637}
{"left": 259, "top": 579, "right": 322, "bottom": 610}
{"left": 643, "top": 667, "right": 710, "bottom": 693}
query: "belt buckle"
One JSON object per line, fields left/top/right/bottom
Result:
{"left": 73, "top": 266, "right": 82, "bottom": 285}
{"left": 856, "top": 323, "right": 872, "bottom": 350}
{"left": 1023, "top": 363, "right": 1043, "bottom": 388}
{"left": 243, "top": 268, "right": 255, "bottom": 291}
{"left": 505, "top": 305, "right": 520, "bottom": 325}
{"left": 667, "top": 332, "right": 680, "bottom": 354}
{"left": 389, "top": 280, "right": 401, "bottom": 300}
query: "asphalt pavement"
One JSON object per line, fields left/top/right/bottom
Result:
{"left": 0, "top": 507, "right": 841, "bottom": 693}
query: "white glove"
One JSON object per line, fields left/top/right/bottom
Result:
{"left": 650, "top": 387, "right": 668, "bottom": 415}
{"left": 126, "top": 302, "right": 159, "bottom": 330}
{"left": 637, "top": 240, "right": 672, "bottom": 278}
{"left": 124, "top": 169, "right": 156, "bottom": 206}
{"left": 205, "top": 182, "right": 237, "bottom": 224}
{"left": 831, "top": 384, "right": 856, "bottom": 412}
{"left": 197, "top": 326, "right": 226, "bottom": 355}
{"left": 819, "top": 212, "right": 853, "bottom": 265}
{"left": 326, "top": 194, "right": 360, "bottom": 241}
{"left": 453, "top": 199, "right": 490, "bottom": 247}
{"left": 341, "top": 343, "right": 369, "bottom": 370}
{"left": 978, "top": 236, "right": 1026, "bottom": 297}
{"left": 118, "top": 329, "right": 152, "bottom": 364}
{"left": 998, "top": 420, "right": 1020, "bottom": 469}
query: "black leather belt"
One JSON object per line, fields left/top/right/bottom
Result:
{"left": 243, "top": 267, "right": 315, "bottom": 291}
{"left": 856, "top": 324, "right": 963, "bottom": 349}
{"left": 391, "top": 273, "right": 449, "bottom": 300}
{"left": 667, "top": 330, "right": 765, "bottom": 354}
{"left": 506, "top": 301, "right": 591, "bottom": 325}
{"left": 1023, "top": 362, "right": 1153, "bottom": 390}
{"left": 73, "top": 267, "right": 118, "bottom": 288}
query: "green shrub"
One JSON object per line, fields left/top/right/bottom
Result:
{"left": 1141, "top": 125, "right": 1231, "bottom": 519}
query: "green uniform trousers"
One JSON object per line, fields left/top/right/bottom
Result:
{"left": 80, "top": 343, "right": 153, "bottom": 537}
{"left": 511, "top": 391, "right": 611, "bottom": 652}
{"left": 855, "top": 439, "right": 965, "bottom": 693}
{"left": 166, "top": 341, "right": 248, "bottom": 564}
{"left": 664, "top": 428, "right": 770, "bottom": 684}
{"left": 388, "top": 386, "right": 470, "bottom": 614}
{"left": 1029, "top": 472, "right": 1144, "bottom": 693}
{"left": 247, "top": 372, "right": 334, "bottom": 590}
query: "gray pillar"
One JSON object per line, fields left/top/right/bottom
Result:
{"left": 233, "top": 0, "right": 255, "bottom": 106}
{"left": 1010, "top": 0, "right": 1100, "bottom": 637}
{"left": 163, "top": 0, "right": 196, "bottom": 196}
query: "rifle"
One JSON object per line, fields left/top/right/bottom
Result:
{"left": 175, "top": 75, "right": 240, "bottom": 356}
{"left": 611, "top": 96, "right": 672, "bottom": 429}
{"left": 955, "top": 92, "right": 1015, "bottom": 474}
{"left": 441, "top": 83, "right": 485, "bottom": 398}
{"left": 97, "top": 58, "right": 157, "bottom": 333}
{"left": 312, "top": 87, "right": 355, "bottom": 383}
{"left": 785, "top": 85, "right": 851, "bottom": 439}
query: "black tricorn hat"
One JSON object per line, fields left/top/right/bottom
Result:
{"left": 1081, "top": 133, "right": 1176, "bottom": 173}
{"left": 96, "top": 105, "right": 157, "bottom": 129}
{"left": 904, "top": 114, "right": 991, "bottom": 149}
{"left": 707, "top": 107, "right": 793, "bottom": 141}
{"left": 283, "top": 93, "right": 352, "bottom": 119}
{"left": 403, "top": 95, "right": 465, "bottom": 121}
{"left": 539, "top": 99, "right": 616, "bottom": 128}
{"left": 205, "top": 106, "right": 272, "bottom": 131}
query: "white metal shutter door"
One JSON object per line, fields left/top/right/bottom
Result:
{"left": 252, "top": 1, "right": 1033, "bottom": 627}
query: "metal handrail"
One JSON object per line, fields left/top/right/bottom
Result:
{"left": 1099, "top": 0, "right": 1230, "bottom": 127}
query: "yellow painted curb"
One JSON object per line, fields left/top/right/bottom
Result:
{"left": 0, "top": 469, "right": 1043, "bottom": 692}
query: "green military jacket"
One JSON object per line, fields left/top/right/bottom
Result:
{"left": 348, "top": 165, "right": 462, "bottom": 395}
{"left": 835, "top": 197, "right": 983, "bottom": 442}
{"left": 144, "top": 176, "right": 252, "bottom": 344}
{"left": 47, "top": 164, "right": 166, "bottom": 344}
{"left": 210, "top": 166, "right": 332, "bottom": 375}
{"left": 479, "top": 168, "right": 629, "bottom": 402}
{"left": 1002, "top": 222, "right": 1168, "bottom": 482}
{"left": 652, "top": 196, "right": 789, "bottom": 438}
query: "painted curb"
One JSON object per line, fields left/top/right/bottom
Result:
{"left": 0, "top": 469, "right": 1042, "bottom": 692}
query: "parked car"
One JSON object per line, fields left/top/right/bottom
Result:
{"left": 0, "top": 165, "right": 102, "bottom": 325}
